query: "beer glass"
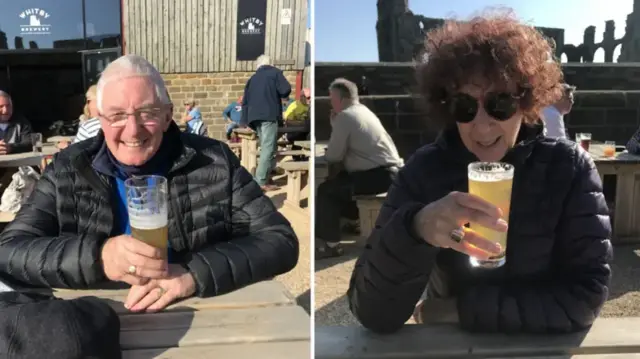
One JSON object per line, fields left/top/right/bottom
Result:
{"left": 31, "top": 133, "right": 42, "bottom": 153}
{"left": 124, "top": 175, "right": 169, "bottom": 258}
{"left": 603, "top": 141, "right": 616, "bottom": 158}
{"left": 467, "top": 162, "right": 514, "bottom": 268}
{"left": 576, "top": 133, "right": 592, "bottom": 152}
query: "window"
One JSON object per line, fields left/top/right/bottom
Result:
{"left": 0, "top": 0, "right": 85, "bottom": 50}
{"left": 84, "top": 0, "right": 121, "bottom": 49}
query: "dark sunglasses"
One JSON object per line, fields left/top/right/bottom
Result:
{"left": 446, "top": 92, "right": 521, "bottom": 123}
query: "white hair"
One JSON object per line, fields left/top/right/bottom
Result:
{"left": 256, "top": 54, "right": 271, "bottom": 69}
{"left": 96, "top": 54, "right": 170, "bottom": 113}
{"left": 0, "top": 90, "right": 12, "bottom": 105}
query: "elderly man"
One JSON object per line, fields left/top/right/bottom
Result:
{"left": 241, "top": 55, "right": 291, "bottom": 191}
{"left": 540, "top": 83, "right": 575, "bottom": 139}
{"left": 316, "top": 78, "right": 403, "bottom": 258}
{"left": 0, "top": 91, "right": 33, "bottom": 154}
{"left": 0, "top": 55, "right": 299, "bottom": 312}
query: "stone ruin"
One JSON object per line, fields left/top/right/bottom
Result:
{"left": 376, "top": 0, "right": 640, "bottom": 63}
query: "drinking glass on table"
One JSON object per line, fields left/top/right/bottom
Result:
{"left": 603, "top": 141, "right": 616, "bottom": 158}
{"left": 124, "top": 175, "right": 169, "bottom": 259}
{"left": 576, "top": 133, "right": 592, "bottom": 152}
{"left": 467, "top": 162, "right": 514, "bottom": 269}
{"left": 31, "top": 133, "right": 43, "bottom": 153}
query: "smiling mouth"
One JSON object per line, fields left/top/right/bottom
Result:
{"left": 476, "top": 137, "right": 500, "bottom": 148}
{"left": 121, "top": 139, "right": 148, "bottom": 148}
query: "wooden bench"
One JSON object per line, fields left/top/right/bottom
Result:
{"left": 354, "top": 193, "right": 386, "bottom": 238}
{"left": 316, "top": 318, "right": 640, "bottom": 358}
{"left": 228, "top": 142, "right": 241, "bottom": 158}
{"left": 280, "top": 161, "right": 309, "bottom": 210}
{"left": 46, "top": 280, "right": 310, "bottom": 358}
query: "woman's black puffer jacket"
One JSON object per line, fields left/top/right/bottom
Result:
{"left": 348, "top": 125, "right": 612, "bottom": 334}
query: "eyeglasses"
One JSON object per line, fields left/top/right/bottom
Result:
{"left": 100, "top": 107, "right": 166, "bottom": 128}
{"left": 445, "top": 92, "right": 522, "bottom": 123}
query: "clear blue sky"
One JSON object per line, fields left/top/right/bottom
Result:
{"left": 315, "top": 0, "right": 634, "bottom": 62}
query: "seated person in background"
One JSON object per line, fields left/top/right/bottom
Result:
{"left": 0, "top": 91, "right": 33, "bottom": 154}
{"left": 316, "top": 78, "right": 403, "bottom": 258}
{"left": 283, "top": 88, "right": 310, "bottom": 124}
{"left": 0, "top": 55, "right": 299, "bottom": 312}
{"left": 626, "top": 124, "right": 640, "bottom": 155}
{"left": 223, "top": 96, "right": 243, "bottom": 142}
{"left": 539, "top": 83, "right": 575, "bottom": 139}
{"left": 347, "top": 14, "right": 611, "bottom": 335}
{"left": 73, "top": 85, "right": 101, "bottom": 144}
{"left": 181, "top": 99, "right": 207, "bottom": 136}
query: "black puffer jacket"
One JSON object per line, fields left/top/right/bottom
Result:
{"left": 0, "top": 124, "right": 299, "bottom": 297}
{"left": 347, "top": 124, "right": 612, "bottom": 334}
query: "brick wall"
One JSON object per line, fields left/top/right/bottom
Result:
{"left": 315, "top": 63, "right": 640, "bottom": 158}
{"left": 162, "top": 71, "right": 298, "bottom": 140}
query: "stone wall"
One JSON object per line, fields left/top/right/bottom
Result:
{"left": 162, "top": 71, "right": 298, "bottom": 140}
{"left": 315, "top": 62, "right": 640, "bottom": 159}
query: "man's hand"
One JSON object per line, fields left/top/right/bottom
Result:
{"left": 100, "top": 235, "right": 169, "bottom": 286}
{"left": 124, "top": 264, "right": 197, "bottom": 313}
{"left": 0, "top": 140, "right": 8, "bottom": 155}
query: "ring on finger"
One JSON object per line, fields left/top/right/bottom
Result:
{"left": 127, "top": 265, "right": 137, "bottom": 275}
{"left": 450, "top": 227, "right": 465, "bottom": 243}
{"left": 157, "top": 287, "right": 166, "bottom": 298}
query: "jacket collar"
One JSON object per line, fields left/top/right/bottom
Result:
{"left": 435, "top": 123, "right": 544, "bottom": 166}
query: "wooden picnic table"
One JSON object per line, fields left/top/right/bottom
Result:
{"left": 44, "top": 280, "right": 309, "bottom": 358}
{"left": 316, "top": 318, "right": 640, "bottom": 358}
{"left": 0, "top": 146, "right": 58, "bottom": 168}
{"left": 233, "top": 126, "right": 306, "bottom": 175}
{"left": 46, "top": 135, "right": 75, "bottom": 144}
{"left": 589, "top": 144, "right": 640, "bottom": 243}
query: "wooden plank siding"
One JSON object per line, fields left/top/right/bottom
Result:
{"left": 122, "top": 0, "right": 307, "bottom": 73}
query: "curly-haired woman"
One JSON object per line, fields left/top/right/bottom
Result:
{"left": 347, "top": 13, "right": 612, "bottom": 334}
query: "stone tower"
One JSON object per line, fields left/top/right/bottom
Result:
{"left": 617, "top": 0, "right": 640, "bottom": 61}
{"left": 376, "top": 0, "right": 409, "bottom": 61}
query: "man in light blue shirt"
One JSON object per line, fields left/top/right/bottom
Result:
{"left": 181, "top": 100, "right": 206, "bottom": 136}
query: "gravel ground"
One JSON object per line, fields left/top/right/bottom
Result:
{"left": 267, "top": 182, "right": 311, "bottom": 314}
{"left": 314, "top": 240, "right": 640, "bottom": 325}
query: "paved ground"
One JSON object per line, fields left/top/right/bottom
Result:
{"left": 314, "top": 238, "right": 640, "bottom": 325}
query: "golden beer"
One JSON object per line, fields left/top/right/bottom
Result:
{"left": 467, "top": 162, "right": 514, "bottom": 268}
{"left": 130, "top": 218, "right": 169, "bottom": 258}
{"left": 124, "top": 175, "right": 169, "bottom": 259}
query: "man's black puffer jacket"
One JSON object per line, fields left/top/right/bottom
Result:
{"left": 347, "top": 124, "right": 612, "bottom": 334}
{"left": 0, "top": 124, "right": 299, "bottom": 297}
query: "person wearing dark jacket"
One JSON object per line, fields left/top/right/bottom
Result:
{"left": 241, "top": 55, "right": 292, "bottom": 191}
{"left": 0, "top": 55, "right": 299, "bottom": 313}
{"left": 625, "top": 125, "right": 640, "bottom": 155}
{"left": 0, "top": 90, "right": 33, "bottom": 155}
{"left": 347, "top": 15, "right": 612, "bottom": 334}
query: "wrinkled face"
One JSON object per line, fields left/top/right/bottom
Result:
{"left": 0, "top": 96, "right": 13, "bottom": 122}
{"left": 99, "top": 77, "right": 171, "bottom": 166}
{"left": 455, "top": 82, "right": 523, "bottom": 162}
{"left": 329, "top": 89, "right": 343, "bottom": 112}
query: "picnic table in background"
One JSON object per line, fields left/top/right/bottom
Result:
{"left": 46, "top": 136, "right": 75, "bottom": 147}
{"left": 589, "top": 143, "right": 640, "bottom": 244}
{"left": 0, "top": 146, "right": 58, "bottom": 168}
{"left": 316, "top": 318, "right": 640, "bottom": 358}
{"left": 233, "top": 126, "right": 307, "bottom": 175}
{"left": 38, "top": 280, "right": 309, "bottom": 358}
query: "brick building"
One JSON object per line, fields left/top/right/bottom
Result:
{"left": 0, "top": 0, "right": 308, "bottom": 140}
{"left": 123, "top": 0, "right": 309, "bottom": 140}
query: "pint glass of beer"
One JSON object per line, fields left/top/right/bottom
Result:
{"left": 124, "top": 175, "right": 169, "bottom": 258}
{"left": 467, "top": 162, "right": 514, "bottom": 268}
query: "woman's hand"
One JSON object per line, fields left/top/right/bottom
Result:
{"left": 412, "top": 191, "right": 507, "bottom": 259}
{"left": 124, "top": 264, "right": 197, "bottom": 313}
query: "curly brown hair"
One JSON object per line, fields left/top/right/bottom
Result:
{"left": 417, "top": 10, "right": 564, "bottom": 127}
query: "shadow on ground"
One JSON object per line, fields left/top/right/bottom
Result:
{"left": 605, "top": 244, "right": 640, "bottom": 302}
{"left": 297, "top": 289, "right": 310, "bottom": 314}
{"left": 315, "top": 294, "right": 358, "bottom": 326}
{"left": 315, "top": 237, "right": 365, "bottom": 272}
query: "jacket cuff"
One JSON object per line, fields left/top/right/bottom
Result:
{"left": 374, "top": 202, "right": 439, "bottom": 272}
{"left": 184, "top": 251, "right": 228, "bottom": 298}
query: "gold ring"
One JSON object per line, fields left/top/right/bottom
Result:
{"left": 127, "top": 265, "right": 137, "bottom": 275}
{"left": 157, "top": 287, "right": 166, "bottom": 297}
{"left": 450, "top": 228, "right": 465, "bottom": 243}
